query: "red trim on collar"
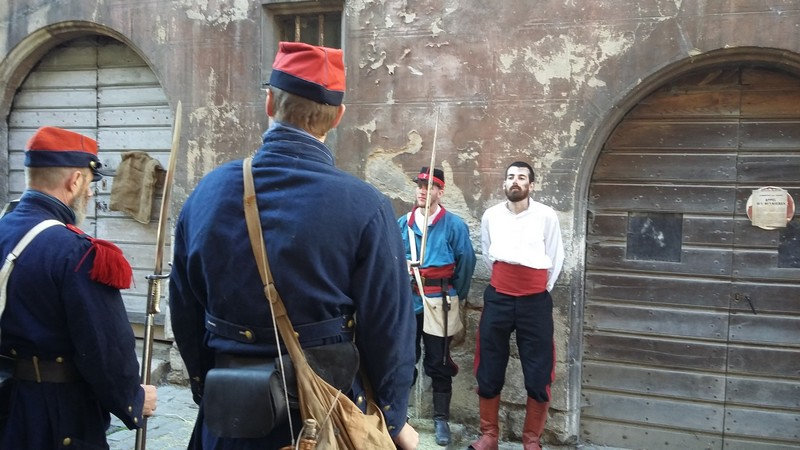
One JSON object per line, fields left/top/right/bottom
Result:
{"left": 408, "top": 205, "right": 446, "bottom": 229}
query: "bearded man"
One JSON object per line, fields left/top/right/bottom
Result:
{"left": 470, "top": 161, "right": 564, "bottom": 450}
{"left": 0, "top": 126, "right": 157, "bottom": 449}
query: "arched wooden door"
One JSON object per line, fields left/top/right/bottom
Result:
{"left": 582, "top": 65, "right": 800, "bottom": 449}
{"left": 7, "top": 35, "right": 173, "bottom": 338}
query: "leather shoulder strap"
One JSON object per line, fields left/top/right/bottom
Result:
{"left": 242, "top": 157, "right": 307, "bottom": 364}
{"left": 0, "top": 219, "right": 64, "bottom": 327}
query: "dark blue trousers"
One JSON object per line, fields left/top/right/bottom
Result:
{"left": 414, "top": 313, "right": 458, "bottom": 393}
{"left": 475, "top": 285, "right": 554, "bottom": 402}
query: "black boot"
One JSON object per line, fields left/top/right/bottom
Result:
{"left": 432, "top": 392, "right": 451, "bottom": 446}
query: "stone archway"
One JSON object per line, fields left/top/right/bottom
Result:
{"left": 3, "top": 28, "right": 173, "bottom": 339}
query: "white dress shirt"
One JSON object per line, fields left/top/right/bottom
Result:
{"left": 480, "top": 198, "right": 565, "bottom": 291}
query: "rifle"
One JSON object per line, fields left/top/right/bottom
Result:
{"left": 409, "top": 112, "right": 450, "bottom": 364}
{"left": 134, "top": 101, "right": 182, "bottom": 450}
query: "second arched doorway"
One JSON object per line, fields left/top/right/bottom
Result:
{"left": 582, "top": 62, "right": 800, "bottom": 449}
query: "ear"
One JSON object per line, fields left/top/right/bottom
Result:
{"left": 266, "top": 89, "right": 275, "bottom": 117}
{"left": 66, "top": 170, "right": 84, "bottom": 194}
{"left": 330, "top": 104, "right": 346, "bottom": 129}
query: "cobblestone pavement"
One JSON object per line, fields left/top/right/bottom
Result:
{"left": 108, "top": 383, "right": 197, "bottom": 450}
{"left": 106, "top": 382, "right": 513, "bottom": 449}
{"left": 108, "top": 382, "right": 606, "bottom": 450}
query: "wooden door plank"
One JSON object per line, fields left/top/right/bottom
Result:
{"left": 582, "top": 361, "right": 725, "bottom": 401}
{"left": 741, "top": 90, "right": 800, "bottom": 118}
{"left": 585, "top": 272, "right": 730, "bottom": 308}
{"left": 97, "top": 128, "right": 173, "bottom": 150}
{"left": 730, "top": 281, "right": 800, "bottom": 314}
{"left": 585, "top": 303, "right": 728, "bottom": 340}
{"left": 592, "top": 153, "right": 737, "bottom": 183}
{"left": 738, "top": 154, "right": 800, "bottom": 182}
{"left": 724, "top": 406, "right": 800, "bottom": 443}
{"left": 581, "top": 390, "right": 724, "bottom": 432}
{"left": 728, "top": 313, "right": 800, "bottom": 346}
{"left": 589, "top": 183, "right": 736, "bottom": 214}
{"left": 587, "top": 242, "right": 733, "bottom": 277}
{"left": 580, "top": 419, "right": 722, "bottom": 449}
{"left": 740, "top": 121, "right": 800, "bottom": 150}
{"left": 606, "top": 121, "right": 738, "bottom": 150}
{"left": 627, "top": 90, "right": 740, "bottom": 119}
{"left": 583, "top": 333, "right": 728, "bottom": 371}
{"left": 725, "top": 376, "right": 800, "bottom": 410}
{"left": 726, "top": 345, "right": 800, "bottom": 378}
{"left": 732, "top": 249, "right": 800, "bottom": 281}
{"left": 98, "top": 106, "right": 173, "bottom": 127}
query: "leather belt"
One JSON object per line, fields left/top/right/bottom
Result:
{"left": 205, "top": 312, "right": 355, "bottom": 344}
{"left": 14, "top": 356, "right": 81, "bottom": 383}
{"left": 214, "top": 354, "right": 275, "bottom": 370}
{"left": 413, "top": 277, "right": 451, "bottom": 287}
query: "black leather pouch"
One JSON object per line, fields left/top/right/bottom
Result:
{"left": 202, "top": 341, "right": 359, "bottom": 438}
{"left": 203, "top": 365, "right": 288, "bottom": 438}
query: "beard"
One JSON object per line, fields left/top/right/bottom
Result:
{"left": 504, "top": 184, "right": 529, "bottom": 202}
{"left": 70, "top": 185, "right": 90, "bottom": 226}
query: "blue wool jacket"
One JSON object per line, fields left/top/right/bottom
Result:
{"left": 398, "top": 207, "right": 476, "bottom": 313}
{"left": 0, "top": 190, "right": 145, "bottom": 449}
{"left": 170, "top": 122, "right": 416, "bottom": 449}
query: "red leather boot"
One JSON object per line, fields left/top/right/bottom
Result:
{"left": 522, "top": 398, "right": 549, "bottom": 450}
{"left": 468, "top": 395, "right": 500, "bottom": 450}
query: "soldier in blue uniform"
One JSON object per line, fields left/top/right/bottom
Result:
{"left": 169, "top": 42, "right": 419, "bottom": 449}
{"left": 398, "top": 167, "right": 476, "bottom": 446}
{"left": 0, "top": 126, "right": 158, "bottom": 449}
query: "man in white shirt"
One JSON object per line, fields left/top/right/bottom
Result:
{"left": 469, "top": 161, "right": 564, "bottom": 450}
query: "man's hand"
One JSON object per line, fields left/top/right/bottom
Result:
{"left": 392, "top": 422, "right": 419, "bottom": 449}
{"left": 142, "top": 384, "right": 158, "bottom": 417}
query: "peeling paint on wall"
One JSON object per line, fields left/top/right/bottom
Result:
{"left": 356, "top": 118, "right": 377, "bottom": 143}
{"left": 186, "top": 69, "right": 246, "bottom": 179}
{"left": 498, "top": 28, "right": 635, "bottom": 96}
{"left": 430, "top": 18, "right": 444, "bottom": 37}
{"left": 399, "top": 11, "right": 416, "bottom": 24}
{"left": 370, "top": 51, "right": 387, "bottom": 70}
{"left": 365, "top": 130, "right": 422, "bottom": 204}
{"left": 178, "top": 0, "right": 249, "bottom": 27}
{"left": 568, "top": 120, "right": 584, "bottom": 147}
{"left": 155, "top": 16, "right": 168, "bottom": 44}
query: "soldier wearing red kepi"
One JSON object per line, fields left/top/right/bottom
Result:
{"left": 0, "top": 126, "right": 157, "bottom": 449}
{"left": 471, "top": 161, "right": 565, "bottom": 450}
{"left": 170, "top": 42, "right": 419, "bottom": 450}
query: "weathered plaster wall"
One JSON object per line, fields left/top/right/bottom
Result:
{"left": 0, "top": 0, "right": 267, "bottom": 207}
{"left": 4, "top": 0, "right": 800, "bottom": 445}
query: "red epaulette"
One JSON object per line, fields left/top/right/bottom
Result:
{"left": 66, "top": 224, "right": 133, "bottom": 289}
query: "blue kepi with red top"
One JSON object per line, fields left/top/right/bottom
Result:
{"left": 268, "top": 41, "right": 346, "bottom": 106}
{"left": 25, "top": 126, "right": 111, "bottom": 181}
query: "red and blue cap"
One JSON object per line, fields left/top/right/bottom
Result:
{"left": 268, "top": 41, "right": 345, "bottom": 106}
{"left": 413, "top": 166, "right": 445, "bottom": 188}
{"left": 25, "top": 126, "right": 112, "bottom": 181}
